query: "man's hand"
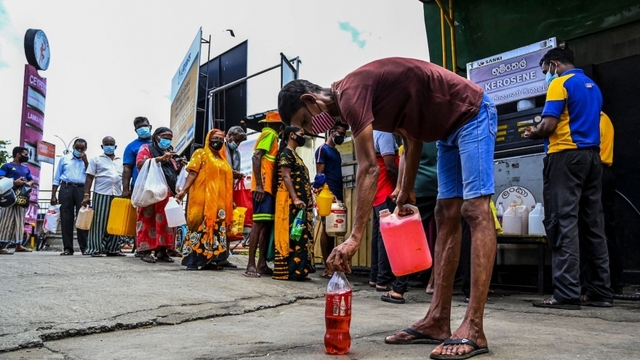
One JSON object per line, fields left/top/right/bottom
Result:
{"left": 81, "top": 194, "right": 91, "bottom": 207}
{"left": 391, "top": 187, "right": 416, "bottom": 215}
{"left": 326, "top": 238, "right": 360, "bottom": 273}
{"left": 13, "top": 178, "right": 25, "bottom": 187}
{"left": 253, "top": 184, "right": 265, "bottom": 202}
{"left": 232, "top": 170, "right": 244, "bottom": 179}
{"left": 50, "top": 194, "right": 58, "bottom": 205}
{"left": 175, "top": 190, "right": 186, "bottom": 202}
{"left": 157, "top": 152, "right": 174, "bottom": 162}
{"left": 121, "top": 189, "right": 131, "bottom": 198}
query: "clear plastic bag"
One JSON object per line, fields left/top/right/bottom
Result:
{"left": 131, "top": 159, "right": 168, "bottom": 208}
{"left": 176, "top": 167, "right": 188, "bottom": 192}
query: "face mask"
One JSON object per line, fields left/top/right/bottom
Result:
{"left": 19, "top": 155, "right": 29, "bottom": 163}
{"left": 333, "top": 135, "right": 345, "bottom": 145}
{"left": 545, "top": 63, "right": 559, "bottom": 85}
{"left": 210, "top": 140, "right": 223, "bottom": 151}
{"left": 308, "top": 104, "right": 336, "bottom": 135}
{"left": 136, "top": 126, "right": 151, "bottom": 139}
{"left": 293, "top": 134, "right": 306, "bottom": 147}
{"left": 73, "top": 149, "right": 82, "bottom": 158}
{"left": 158, "top": 138, "right": 171, "bottom": 150}
{"left": 227, "top": 141, "right": 238, "bottom": 151}
{"left": 102, "top": 145, "right": 115, "bottom": 155}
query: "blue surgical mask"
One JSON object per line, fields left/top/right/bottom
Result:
{"left": 228, "top": 141, "right": 238, "bottom": 151}
{"left": 158, "top": 138, "right": 172, "bottom": 150}
{"left": 136, "top": 126, "right": 151, "bottom": 139}
{"left": 73, "top": 149, "right": 82, "bottom": 158}
{"left": 102, "top": 145, "right": 115, "bottom": 155}
{"left": 545, "top": 63, "right": 559, "bottom": 85}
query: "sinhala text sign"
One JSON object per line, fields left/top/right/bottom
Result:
{"left": 171, "top": 28, "right": 201, "bottom": 155}
{"left": 467, "top": 38, "right": 557, "bottom": 105}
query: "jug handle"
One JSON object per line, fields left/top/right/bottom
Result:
{"left": 394, "top": 204, "right": 419, "bottom": 218}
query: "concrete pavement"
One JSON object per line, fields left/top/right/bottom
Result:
{"left": 1, "top": 251, "right": 639, "bottom": 360}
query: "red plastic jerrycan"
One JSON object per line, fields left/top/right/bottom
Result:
{"left": 379, "top": 204, "right": 432, "bottom": 276}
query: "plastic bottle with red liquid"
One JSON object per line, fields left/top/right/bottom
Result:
{"left": 324, "top": 271, "right": 352, "bottom": 355}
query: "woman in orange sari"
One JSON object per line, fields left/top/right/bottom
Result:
{"left": 176, "top": 129, "right": 233, "bottom": 270}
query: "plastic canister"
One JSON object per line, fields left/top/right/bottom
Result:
{"left": 164, "top": 197, "right": 186, "bottom": 228}
{"left": 517, "top": 205, "right": 530, "bottom": 235}
{"left": 501, "top": 202, "right": 522, "bottom": 235}
{"left": 528, "top": 203, "right": 546, "bottom": 236}
{"left": 75, "top": 206, "right": 94, "bottom": 230}
{"left": 326, "top": 202, "right": 348, "bottom": 237}
{"left": 317, "top": 184, "right": 333, "bottom": 217}
{"left": 379, "top": 204, "right": 432, "bottom": 276}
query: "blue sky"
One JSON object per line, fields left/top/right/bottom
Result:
{"left": 0, "top": 0, "right": 429, "bottom": 188}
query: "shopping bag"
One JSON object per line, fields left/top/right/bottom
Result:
{"left": 43, "top": 205, "right": 60, "bottom": 233}
{"left": 15, "top": 184, "right": 32, "bottom": 208}
{"left": 176, "top": 167, "right": 188, "bottom": 192}
{"left": 233, "top": 178, "right": 253, "bottom": 227}
{"left": 231, "top": 207, "right": 246, "bottom": 236}
{"left": 131, "top": 159, "right": 168, "bottom": 208}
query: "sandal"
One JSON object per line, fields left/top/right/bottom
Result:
{"left": 156, "top": 253, "right": 175, "bottom": 263}
{"left": 532, "top": 297, "right": 580, "bottom": 310}
{"left": 385, "top": 328, "right": 444, "bottom": 345}
{"left": 381, "top": 292, "right": 406, "bottom": 304}
{"left": 243, "top": 270, "right": 261, "bottom": 278}
{"left": 60, "top": 250, "right": 73, "bottom": 256}
{"left": 0, "top": 249, "right": 13, "bottom": 255}
{"left": 91, "top": 253, "right": 106, "bottom": 257}
{"left": 140, "top": 254, "right": 156, "bottom": 263}
{"left": 430, "top": 338, "right": 489, "bottom": 359}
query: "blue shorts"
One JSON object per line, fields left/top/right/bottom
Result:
{"left": 252, "top": 192, "right": 275, "bottom": 222}
{"left": 436, "top": 93, "right": 497, "bottom": 200}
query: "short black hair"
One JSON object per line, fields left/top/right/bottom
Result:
{"left": 277, "top": 79, "right": 323, "bottom": 125}
{"left": 73, "top": 138, "right": 87, "bottom": 147}
{"left": 331, "top": 122, "right": 349, "bottom": 132}
{"left": 12, "top": 146, "right": 27, "bottom": 157}
{"left": 133, "top": 116, "right": 149, "bottom": 127}
{"left": 539, "top": 47, "right": 574, "bottom": 67}
{"left": 280, "top": 126, "right": 301, "bottom": 149}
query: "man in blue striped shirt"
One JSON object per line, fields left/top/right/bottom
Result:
{"left": 51, "top": 138, "right": 89, "bottom": 255}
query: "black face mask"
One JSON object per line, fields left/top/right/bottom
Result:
{"left": 19, "top": 155, "right": 29, "bottom": 163}
{"left": 294, "top": 134, "right": 306, "bottom": 147}
{"left": 210, "top": 140, "right": 223, "bottom": 151}
{"left": 333, "top": 135, "right": 345, "bottom": 145}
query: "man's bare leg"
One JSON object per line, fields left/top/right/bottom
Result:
{"left": 385, "top": 198, "right": 463, "bottom": 343}
{"left": 256, "top": 221, "right": 273, "bottom": 274}
{"left": 431, "top": 196, "right": 496, "bottom": 357}
{"left": 245, "top": 222, "right": 265, "bottom": 277}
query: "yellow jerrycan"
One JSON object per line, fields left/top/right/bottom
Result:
{"left": 317, "top": 184, "right": 333, "bottom": 217}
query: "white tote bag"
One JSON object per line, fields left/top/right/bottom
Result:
{"left": 131, "top": 159, "right": 169, "bottom": 208}
{"left": 43, "top": 205, "right": 61, "bottom": 233}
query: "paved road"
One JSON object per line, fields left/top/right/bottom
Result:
{"left": 1, "top": 251, "right": 639, "bottom": 359}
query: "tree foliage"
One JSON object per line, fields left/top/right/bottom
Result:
{"left": 0, "top": 140, "right": 11, "bottom": 165}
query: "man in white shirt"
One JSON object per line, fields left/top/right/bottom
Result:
{"left": 82, "top": 136, "right": 124, "bottom": 257}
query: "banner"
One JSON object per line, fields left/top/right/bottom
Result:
{"left": 170, "top": 28, "right": 201, "bottom": 155}
{"left": 467, "top": 38, "right": 556, "bottom": 105}
{"left": 19, "top": 64, "right": 46, "bottom": 227}
{"left": 37, "top": 141, "right": 55, "bottom": 165}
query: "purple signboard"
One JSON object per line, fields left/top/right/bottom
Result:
{"left": 467, "top": 38, "right": 556, "bottom": 105}
{"left": 19, "top": 64, "right": 46, "bottom": 226}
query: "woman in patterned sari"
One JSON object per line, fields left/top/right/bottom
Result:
{"left": 272, "top": 126, "right": 315, "bottom": 281}
{"left": 176, "top": 129, "right": 233, "bottom": 270}
{"left": 135, "top": 127, "right": 179, "bottom": 263}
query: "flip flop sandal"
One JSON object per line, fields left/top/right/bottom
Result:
{"left": 140, "top": 255, "right": 156, "bottom": 263}
{"left": 429, "top": 338, "right": 489, "bottom": 360}
{"left": 385, "top": 328, "right": 443, "bottom": 345}
{"left": 369, "top": 281, "right": 377, "bottom": 287}
{"left": 156, "top": 254, "right": 175, "bottom": 263}
{"left": 376, "top": 285, "right": 392, "bottom": 292}
{"left": 532, "top": 297, "right": 581, "bottom": 310}
{"left": 381, "top": 292, "right": 406, "bottom": 304}
{"left": 243, "top": 271, "right": 261, "bottom": 278}
{"left": 0, "top": 249, "right": 14, "bottom": 255}
{"left": 91, "top": 253, "right": 106, "bottom": 257}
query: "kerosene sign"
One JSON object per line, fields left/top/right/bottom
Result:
{"left": 467, "top": 38, "right": 556, "bottom": 105}
{"left": 20, "top": 28, "right": 51, "bottom": 228}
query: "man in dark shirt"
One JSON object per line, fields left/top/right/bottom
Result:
{"left": 278, "top": 57, "right": 497, "bottom": 359}
{"left": 315, "top": 122, "right": 347, "bottom": 277}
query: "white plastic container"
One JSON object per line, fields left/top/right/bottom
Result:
{"left": 517, "top": 205, "right": 530, "bottom": 235}
{"left": 528, "top": 203, "right": 546, "bottom": 236}
{"left": 75, "top": 206, "right": 94, "bottom": 230}
{"left": 502, "top": 202, "right": 522, "bottom": 235}
{"left": 326, "top": 202, "right": 348, "bottom": 237}
{"left": 164, "top": 197, "right": 186, "bottom": 228}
